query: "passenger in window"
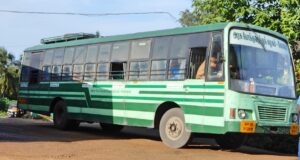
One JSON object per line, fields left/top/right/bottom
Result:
{"left": 208, "top": 55, "right": 223, "bottom": 78}
{"left": 196, "top": 60, "right": 206, "bottom": 79}
{"left": 170, "top": 60, "right": 180, "bottom": 79}
{"left": 196, "top": 56, "right": 222, "bottom": 79}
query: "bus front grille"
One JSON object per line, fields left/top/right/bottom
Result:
{"left": 257, "top": 106, "right": 287, "bottom": 122}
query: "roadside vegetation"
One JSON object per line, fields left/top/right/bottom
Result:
{"left": 0, "top": 111, "right": 6, "bottom": 117}
{"left": 0, "top": 48, "right": 20, "bottom": 117}
{"left": 0, "top": 97, "right": 17, "bottom": 118}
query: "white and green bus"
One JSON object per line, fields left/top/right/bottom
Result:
{"left": 18, "top": 22, "right": 298, "bottom": 149}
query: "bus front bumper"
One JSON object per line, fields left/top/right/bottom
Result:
{"left": 226, "top": 120, "right": 299, "bottom": 136}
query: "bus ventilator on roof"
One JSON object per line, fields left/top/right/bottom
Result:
{"left": 40, "top": 32, "right": 99, "bottom": 44}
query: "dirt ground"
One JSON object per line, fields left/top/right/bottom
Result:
{"left": 0, "top": 118, "right": 297, "bottom": 160}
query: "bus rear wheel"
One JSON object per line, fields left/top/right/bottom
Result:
{"left": 53, "top": 101, "right": 79, "bottom": 130}
{"left": 100, "top": 123, "right": 124, "bottom": 132}
{"left": 159, "top": 108, "right": 192, "bottom": 148}
{"left": 215, "top": 133, "right": 246, "bottom": 150}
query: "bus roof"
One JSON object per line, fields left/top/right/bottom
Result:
{"left": 24, "top": 22, "right": 287, "bottom": 52}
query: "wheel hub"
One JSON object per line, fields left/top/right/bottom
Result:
{"left": 165, "top": 117, "right": 183, "bottom": 140}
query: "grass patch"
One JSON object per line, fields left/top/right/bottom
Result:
{"left": 0, "top": 110, "right": 7, "bottom": 118}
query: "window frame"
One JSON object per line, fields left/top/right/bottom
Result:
{"left": 150, "top": 59, "right": 168, "bottom": 80}
{"left": 128, "top": 60, "right": 150, "bottom": 80}
{"left": 205, "top": 31, "right": 224, "bottom": 82}
{"left": 84, "top": 63, "right": 97, "bottom": 81}
{"left": 96, "top": 62, "right": 110, "bottom": 81}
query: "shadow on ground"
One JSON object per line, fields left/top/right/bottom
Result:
{"left": 0, "top": 118, "right": 296, "bottom": 157}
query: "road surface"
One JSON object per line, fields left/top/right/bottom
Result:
{"left": 0, "top": 118, "right": 297, "bottom": 160}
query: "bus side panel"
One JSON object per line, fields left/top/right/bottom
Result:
{"left": 84, "top": 81, "right": 125, "bottom": 125}
{"left": 183, "top": 81, "right": 226, "bottom": 134}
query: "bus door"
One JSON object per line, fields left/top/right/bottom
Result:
{"left": 185, "top": 47, "right": 207, "bottom": 128}
{"left": 204, "top": 32, "right": 225, "bottom": 127}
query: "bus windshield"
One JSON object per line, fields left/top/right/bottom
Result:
{"left": 229, "top": 29, "right": 295, "bottom": 98}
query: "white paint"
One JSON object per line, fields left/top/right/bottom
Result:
{"left": 230, "top": 29, "right": 288, "bottom": 54}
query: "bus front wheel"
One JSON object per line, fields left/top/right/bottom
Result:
{"left": 159, "top": 108, "right": 192, "bottom": 148}
{"left": 53, "top": 101, "right": 79, "bottom": 130}
{"left": 215, "top": 133, "right": 246, "bottom": 150}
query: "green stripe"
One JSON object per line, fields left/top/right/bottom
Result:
{"left": 28, "top": 104, "right": 49, "bottom": 112}
{"left": 205, "top": 85, "right": 225, "bottom": 89}
{"left": 90, "top": 101, "right": 157, "bottom": 111}
{"left": 20, "top": 90, "right": 85, "bottom": 95}
{"left": 126, "top": 118, "right": 153, "bottom": 127}
{"left": 26, "top": 98, "right": 88, "bottom": 108}
{"left": 93, "top": 84, "right": 113, "bottom": 88}
{"left": 183, "top": 105, "right": 224, "bottom": 117}
{"left": 139, "top": 90, "right": 224, "bottom": 96}
{"left": 19, "top": 93, "right": 84, "bottom": 98}
{"left": 22, "top": 96, "right": 86, "bottom": 100}
{"left": 125, "top": 85, "right": 166, "bottom": 88}
{"left": 189, "top": 123, "right": 225, "bottom": 134}
{"left": 184, "top": 85, "right": 224, "bottom": 89}
{"left": 92, "top": 95, "right": 224, "bottom": 103}
{"left": 125, "top": 103, "right": 156, "bottom": 112}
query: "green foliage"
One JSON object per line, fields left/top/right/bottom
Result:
{"left": 0, "top": 97, "right": 11, "bottom": 110}
{"left": 295, "top": 59, "right": 300, "bottom": 95}
{"left": 0, "top": 47, "right": 20, "bottom": 99}
{"left": 0, "top": 110, "right": 6, "bottom": 118}
{"left": 180, "top": 0, "right": 300, "bottom": 43}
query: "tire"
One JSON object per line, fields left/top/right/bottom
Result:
{"left": 53, "top": 101, "right": 79, "bottom": 130}
{"left": 215, "top": 133, "right": 246, "bottom": 150}
{"left": 159, "top": 108, "right": 192, "bottom": 148}
{"left": 100, "top": 123, "right": 124, "bottom": 132}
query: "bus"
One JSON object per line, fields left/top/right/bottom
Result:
{"left": 18, "top": 22, "right": 298, "bottom": 149}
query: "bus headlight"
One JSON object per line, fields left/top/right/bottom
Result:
{"left": 238, "top": 109, "right": 247, "bottom": 119}
{"left": 292, "top": 113, "right": 298, "bottom": 123}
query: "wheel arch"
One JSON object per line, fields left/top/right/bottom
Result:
{"left": 49, "top": 97, "right": 64, "bottom": 113}
{"left": 154, "top": 101, "right": 182, "bottom": 129}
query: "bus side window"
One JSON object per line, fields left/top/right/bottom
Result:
{"left": 84, "top": 64, "right": 96, "bottom": 81}
{"left": 168, "top": 59, "right": 186, "bottom": 80}
{"left": 51, "top": 65, "right": 62, "bottom": 81}
{"left": 207, "top": 32, "right": 224, "bottom": 81}
{"left": 188, "top": 47, "right": 207, "bottom": 79}
{"left": 29, "top": 70, "right": 39, "bottom": 84}
{"left": 150, "top": 60, "right": 167, "bottom": 80}
{"left": 97, "top": 63, "right": 109, "bottom": 80}
{"left": 129, "top": 61, "right": 149, "bottom": 80}
{"left": 110, "top": 62, "right": 126, "bottom": 80}
{"left": 29, "top": 52, "right": 43, "bottom": 84}
{"left": 21, "top": 52, "right": 31, "bottom": 82}
{"left": 42, "top": 66, "right": 51, "bottom": 81}
{"left": 21, "top": 66, "right": 30, "bottom": 82}
{"left": 62, "top": 65, "right": 72, "bottom": 81}
{"left": 73, "top": 64, "right": 84, "bottom": 81}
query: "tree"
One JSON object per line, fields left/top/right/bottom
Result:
{"left": 0, "top": 48, "right": 19, "bottom": 99}
{"left": 179, "top": 0, "right": 300, "bottom": 49}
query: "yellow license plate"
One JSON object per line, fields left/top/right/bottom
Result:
{"left": 240, "top": 120, "right": 256, "bottom": 133}
{"left": 290, "top": 123, "right": 299, "bottom": 135}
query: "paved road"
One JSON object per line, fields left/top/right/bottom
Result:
{"left": 0, "top": 118, "right": 296, "bottom": 160}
